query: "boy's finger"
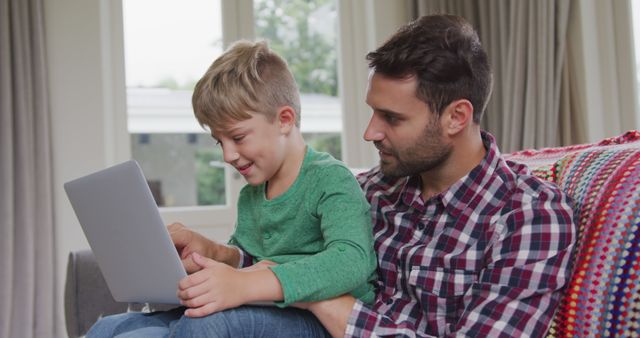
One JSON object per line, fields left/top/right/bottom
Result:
{"left": 178, "top": 269, "right": 209, "bottom": 290}
{"left": 181, "top": 256, "right": 201, "bottom": 273}
{"left": 177, "top": 278, "right": 212, "bottom": 302}
{"left": 166, "top": 222, "right": 184, "bottom": 232}
{"left": 184, "top": 302, "right": 218, "bottom": 317}
{"left": 192, "top": 252, "right": 217, "bottom": 268}
{"left": 179, "top": 260, "right": 220, "bottom": 289}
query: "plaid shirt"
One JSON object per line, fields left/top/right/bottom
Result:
{"left": 346, "top": 132, "right": 576, "bottom": 337}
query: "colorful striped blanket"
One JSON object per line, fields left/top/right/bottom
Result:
{"left": 505, "top": 131, "right": 640, "bottom": 337}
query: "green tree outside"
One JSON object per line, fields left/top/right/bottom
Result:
{"left": 196, "top": 148, "right": 226, "bottom": 205}
{"left": 254, "top": 0, "right": 338, "bottom": 96}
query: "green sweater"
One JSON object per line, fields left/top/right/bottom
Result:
{"left": 228, "top": 147, "right": 377, "bottom": 306}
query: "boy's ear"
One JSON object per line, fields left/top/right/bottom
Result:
{"left": 276, "top": 106, "right": 297, "bottom": 133}
{"left": 441, "top": 99, "right": 473, "bottom": 136}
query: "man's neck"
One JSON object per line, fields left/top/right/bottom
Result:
{"left": 419, "top": 129, "right": 486, "bottom": 201}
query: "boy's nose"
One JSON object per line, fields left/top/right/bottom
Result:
{"left": 222, "top": 146, "right": 240, "bottom": 163}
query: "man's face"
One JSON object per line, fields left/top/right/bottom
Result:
{"left": 364, "top": 72, "right": 452, "bottom": 177}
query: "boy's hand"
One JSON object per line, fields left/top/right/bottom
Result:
{"left": 177, "top": 252, "right": 251, "bottom": 317}
{"left": 178, "top": 252, "right": 284, "bottom": 317}
{"left": 168, "top": 223, "right": 216, "bottom": 273}
{"left": 168, "top": 222, "right": 240, "bottom": 273}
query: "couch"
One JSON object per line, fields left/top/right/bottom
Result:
{"left": 65, "top": 131, "right": 640, "bottom": 337}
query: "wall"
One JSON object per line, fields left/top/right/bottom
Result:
{"left": 44, "top": 0, "right": 129, "bottom": 336}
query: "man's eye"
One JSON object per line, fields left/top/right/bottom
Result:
{"left": 384, "top": 115, "right": 398, "bottom": 123}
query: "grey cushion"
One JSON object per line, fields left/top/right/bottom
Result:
{"left": 64, "top": 249, "right": 182, "bottom": 337}
{"left": 64, "top": 249, "right": 129, "bottom": 337}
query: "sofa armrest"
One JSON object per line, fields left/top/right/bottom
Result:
{"left": 64, "top": 249, "right": 184, "bottom": 337}
{"left": 64, "top": 249, "right": 129, "bottom": 337}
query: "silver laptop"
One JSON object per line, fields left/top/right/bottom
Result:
{"left": 64, "top": 160, "right": 187, "bottom": 304}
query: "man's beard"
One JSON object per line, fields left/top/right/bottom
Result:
{"left": 376, "top": 121, "right": 452, "bottom": 178}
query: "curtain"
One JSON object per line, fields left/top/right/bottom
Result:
{"left": 0, "top": 0, "right": 57, "bottom": 337}
{"left": 563, "top": 0, "right": 637, "bottom": 144}
{"left": 410, "top": 0, "right": 575, "bottom": 152}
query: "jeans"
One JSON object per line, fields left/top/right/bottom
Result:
{"left": 86, "top": 306, "right": 331, "bottom": 338}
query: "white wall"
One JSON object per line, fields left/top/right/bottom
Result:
{"left": 44, "top": 0, "right": 129, "bottom": 336}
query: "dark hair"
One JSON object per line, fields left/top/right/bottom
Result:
{"left": 366, "top": 15, "right": 492, "bottom": 123}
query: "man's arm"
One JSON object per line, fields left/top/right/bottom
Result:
{"left": 307, "top": 295, "right": 357, "bottom": 338}
{"left": 306, "top": 296, "right": 438, "bottom": 338}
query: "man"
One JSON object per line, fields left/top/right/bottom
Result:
{"left": 299, "top": 14, "right": 576, "bottom": 337}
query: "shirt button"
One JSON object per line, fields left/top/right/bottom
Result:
{"left": 263, "top": 232, "right": 271, "bottom": 240}
{"left": 417, "top": 223, "right": 425, "bottom": 230}
{"left": 386, "top": 298, "right": 393, "bottom": 305}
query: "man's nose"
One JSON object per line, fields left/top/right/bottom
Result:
{"left": 363, "top": 115, "right": 384, "bottom": 142}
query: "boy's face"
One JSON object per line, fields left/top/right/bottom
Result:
{"left": 212, "top": 113, "right": 286, "bottom": 186}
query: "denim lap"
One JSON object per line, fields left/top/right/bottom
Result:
{"left": 86, "top": 307, "right": 184, "bottom": 338}
{"left": 87, "top": 306, "right": 330, "bottom": 338}
{"left": 171, "top": 306, "right": 330, "bottom": 338}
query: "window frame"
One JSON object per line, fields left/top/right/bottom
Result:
{"left": 114, "top": 0, "right": 399, "bottom": 235}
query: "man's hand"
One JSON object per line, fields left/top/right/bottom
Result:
{"left": 178, "top": 253, "right": 284, "bottom": 317}
{"left": 168, "top": 222, "right": 238, "bottom": 273}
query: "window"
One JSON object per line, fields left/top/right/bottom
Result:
{"left": 123, "top": 0, "right": 226, "bottom": 208}
{"left": 254, "top": 0, "right": 342, "bottom": 159}
{"left": 120, "top": 0, "right": 381, "bottom": 230}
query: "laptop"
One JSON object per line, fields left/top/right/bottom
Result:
{"left": 64, "top": 160, "right": 187, "bottom": 304}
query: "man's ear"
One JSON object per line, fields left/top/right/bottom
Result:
{"left": 442, "top": 99, "right": 474, "bottom": 136}
{"left": 276, "top": 106, "right": 297, "bottom": 133}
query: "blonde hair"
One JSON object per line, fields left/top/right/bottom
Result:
{"left": 192, "top": 40, "right": 301, "bottom": 131}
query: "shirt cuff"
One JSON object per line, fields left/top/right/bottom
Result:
{"left": 230, "top": 245, "right": 253, "bottom": 268}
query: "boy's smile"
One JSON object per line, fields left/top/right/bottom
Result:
{"left": 235, "top": 162, "right": 253, "bottom": 176}
{"left": 212, "top": 113, "right": 291, "bottom": 189}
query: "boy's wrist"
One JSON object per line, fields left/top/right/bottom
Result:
{"left": 243, "top": 268, "right": 284, "bottom": 302}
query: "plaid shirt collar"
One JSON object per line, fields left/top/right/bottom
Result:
{"left": 397, "top": 131, "right": 502, "bottom": 220}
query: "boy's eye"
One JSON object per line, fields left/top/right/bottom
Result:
{"left": 232, "top": 135, "right": 245, "bottom": 142}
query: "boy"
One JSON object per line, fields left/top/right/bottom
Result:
{"left": 87, "top": 40, "right": 376, "bottom": 338}
{"left": 174, "top": 40, "right": 377, "bottom": 316}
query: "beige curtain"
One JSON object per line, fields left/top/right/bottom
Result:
{"left": 410, "top": 0, "right": 576, "bottom": 151}
{"left": 562, "top": 0, "right": 637, "bottom": 144}
{"left": 0, "top": 0, "right": 57, "bottom": 337}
